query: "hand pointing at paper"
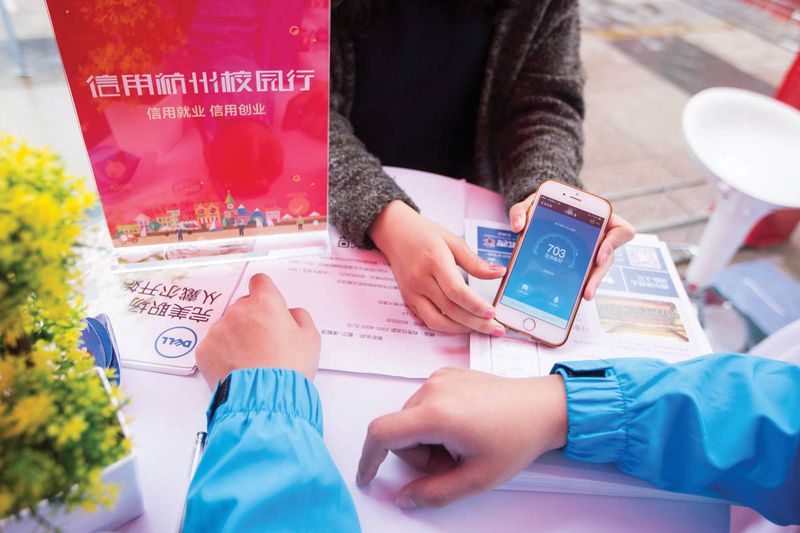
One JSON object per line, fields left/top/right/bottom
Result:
{"left": 357, "top": 357, "right": 800, "bottom": 524}
{"left": 357, "top": 368, "right": 568, "bottom": 509}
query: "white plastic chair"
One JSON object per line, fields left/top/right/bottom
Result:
{"left": 748, "top": 318, "right": 800, "bottom": 364}
{"left": 682, "top": 88, "right": 800, "bottom": 290}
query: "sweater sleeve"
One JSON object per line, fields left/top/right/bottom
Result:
{"left": 328, "top": 37, "right": 418, "bottom": 249}
{"left": 551, "top": 354, "right": 800, "bottom": 526}
{"left": 496, "top": 0, "right": 585, "bottom": 207}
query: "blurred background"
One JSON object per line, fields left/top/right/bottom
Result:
{"left": 2, "top": 0, "right": 800, "bottom": 352}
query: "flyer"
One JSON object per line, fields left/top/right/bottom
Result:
{"left": 46, "top": 0, "right": 330, "bottom": 268}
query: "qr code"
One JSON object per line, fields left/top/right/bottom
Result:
{"left": 624, "top": 245, "right": 662, "bottom": 270}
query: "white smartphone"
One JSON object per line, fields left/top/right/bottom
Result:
{"left": 493, "top": 180, "right": 612, "bottom": 347}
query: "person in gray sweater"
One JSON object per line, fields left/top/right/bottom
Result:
{"left": 329, "top": 0, "right": 634, "bottom": 336}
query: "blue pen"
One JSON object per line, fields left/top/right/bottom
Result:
{"left": 177, "top": 431, "right": 207, "bottom": 532}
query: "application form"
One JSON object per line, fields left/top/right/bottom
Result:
{"left": 233, "top": 226, "right": 469, "bottom": 378}
{"left": 231, "top": 169, "right": 471, "bottom": 378}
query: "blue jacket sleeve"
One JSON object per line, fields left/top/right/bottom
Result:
{"left": 183, "top": 368, "right": 360, "bottom": 532}
{"left": 551, "top": 354, "right": 800, "bottom": 525}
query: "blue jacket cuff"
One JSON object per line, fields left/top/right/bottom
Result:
{"left": 206, "top": 368, "right": 323, "bottom": 436}
{"left": 551, "top": 360, "right": 627, "bottom": 464}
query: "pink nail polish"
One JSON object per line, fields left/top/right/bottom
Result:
{"left": 489, "top": 264, "right": 506, "bottom": 272}
{"left": 484, "top": 309, "right": 496, "bottom": 319}
{"left": 396, "top": 493, "right": 417, "bottom": 510}
{"left": 492, "top": 327, "right": 505, "bottom": 337}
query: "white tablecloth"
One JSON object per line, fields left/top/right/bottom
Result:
{"left": 116, "top": 168, "right": 729, "bottom": 532}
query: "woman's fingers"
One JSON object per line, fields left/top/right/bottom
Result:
{"left": 395, "top": 461, "right": 488, "bottom": 509}
{"left": 584, "top": 256, "right": 614, "bottom": 300}
{"left": 427, "top": 285, "right": 505, "bottom": 336}
{"left": 393, "top": 444, "right": 457, "bottom": 476}
{"left": 410, "top": 295, "right": 471, "bottom": 334}
{"left": 597, "top": 214, "right": 635, "bottom": 265}
{"left": 508, "top": 197, "right": 534, "bottom": 233}
{"left": 445, "top": 234, "right": 506, "bottom": 281}
{"left": 584, "top": 215, "right": 635, "bottom": 300}
{"left": 431, "top": 261, "right": 497, "bottom": 319}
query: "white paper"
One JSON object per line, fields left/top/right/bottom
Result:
{"left": 226, "top": 168, "right": 471, "bottom": 378}
{"left": 90, "top": 263, "right": 247, "bottom": 374}
{"left": 233, "top": 227, "right": 469, "bottom": 378}
{"left": 466, "top": 219, "right": 713, "bottom": 378}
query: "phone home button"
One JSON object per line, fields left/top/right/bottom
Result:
{"left": 522, "top": 318, "right": 536, "bottom": 331}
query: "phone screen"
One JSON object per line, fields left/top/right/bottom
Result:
{"left": 499, "top": 196, "right": 605, "bottom": 329}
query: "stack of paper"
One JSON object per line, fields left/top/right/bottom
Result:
{"left": 505, "top": 452, "right": 722, "bottom": 504}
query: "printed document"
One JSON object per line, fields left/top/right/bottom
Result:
{"left": 466, "top": 220, "right": 712, "bottom": 378}
{"left": 88, "top": 262, "right": 247, "bottom": 374}
{"left": 232, "top": 226, "right": 469, "bottom": 378}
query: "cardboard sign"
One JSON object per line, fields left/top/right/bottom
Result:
{"left": 47, "top": 0, "right": 330, "bottom": 266}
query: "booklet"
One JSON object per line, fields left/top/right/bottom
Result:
{"left": 465, "top": 220, "right": 712, "bottom": 378}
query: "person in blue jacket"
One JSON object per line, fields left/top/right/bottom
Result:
{"left": 183, "top": 274, "right": 800, "bottom": 531}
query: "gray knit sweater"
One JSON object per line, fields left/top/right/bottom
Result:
{"left": 329, "top": 0, "right": 585, "bottom": 248}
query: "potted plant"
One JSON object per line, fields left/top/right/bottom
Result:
{"left": 0, "top": 135, "right": 143, "bottom": 531}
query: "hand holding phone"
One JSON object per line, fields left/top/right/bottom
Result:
{"left": 495, "top": 181, "right": 617, "bottom": 346}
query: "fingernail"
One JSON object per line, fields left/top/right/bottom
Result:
{"left": 492, "top": 327, "right": 505, "bottom": 337}
{"left": 512, "top": 216, "right": 524, "bottom": 230}
{"left": 396, "top": 493, "right": 417, "bottom": 510}
{"left": 484, "top": 308, "right": 496, "bottom": 319}
{"left": 489, "top": 264, "right": 506, "bottom": 272}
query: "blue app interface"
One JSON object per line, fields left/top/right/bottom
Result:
{"left": 500, "top": 196, "right": 603, "bottom": 328}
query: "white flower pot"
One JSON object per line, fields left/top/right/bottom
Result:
{"left": 0, "top": 369, "right": 144, "bottom": 532}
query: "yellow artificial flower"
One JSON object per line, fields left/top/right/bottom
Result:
{"left": 58, "top": 415, "right": 89, "bottom": 446}
{"left": 4, "top": 394, "right": 56, "bottom": 438}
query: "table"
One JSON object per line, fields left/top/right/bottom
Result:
{"left": 116, "top": 168, "right": 729, "bottom": 532}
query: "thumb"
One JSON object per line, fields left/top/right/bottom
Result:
{"left": 396, "top": 462, "right": 486, "bottom": 510}
{"left": 508, "top": 198, "right": 533, "bottom": 233}
{"left": 445, "top": 234, "right": 506, "bottom": 280}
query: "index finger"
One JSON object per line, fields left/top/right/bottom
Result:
{"left": 357, "top": 407, "right": 437, "bottom": 487}
{"left": 246, "top": 273, "right": 291, "bottom": 314}
{"left": 432, "top": 264, "right": 495, "bottom": 319}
